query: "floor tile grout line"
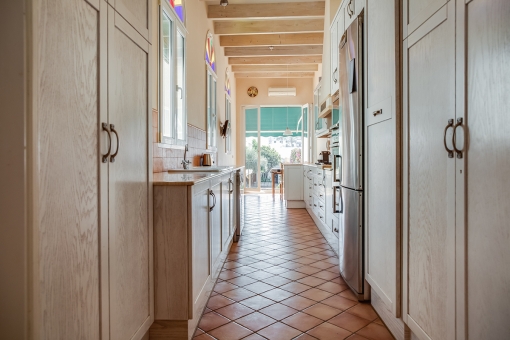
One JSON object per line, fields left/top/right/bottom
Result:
{"left": 196, "top": 195, "right": 391, "bottom": 340}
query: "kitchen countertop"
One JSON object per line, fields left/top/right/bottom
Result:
{"left": 153, "top": 166, "right": 244, "bottom": 186}
{"left": 302, "top": 163, "right": 332, "bottom": 170}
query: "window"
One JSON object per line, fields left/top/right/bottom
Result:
{"left": 225, "top": 95, "right": 232, "bottom": 154}
{"left": 224, "top": 70, "right": 232, "bottom": 153}
{"left": 159, "top": 1, "right": 186, "bottom": 146}
{"left": 206, "top": 31, "right": 217, "bottom": 150}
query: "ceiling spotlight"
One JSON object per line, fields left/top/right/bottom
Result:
{"left": 220, "top": 0, "right": 228, "bottom": 6}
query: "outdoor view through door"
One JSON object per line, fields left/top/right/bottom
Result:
{"left": 245, "top": 105, "right": 309, "bottom": 191}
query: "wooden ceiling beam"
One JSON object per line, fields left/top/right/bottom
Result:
{"left": 225, "top": 45, "right": 323, "bottom": 57}
{"left": 220, "top": 33, "right": 323, "bottom": 47}
{"left": 235, "top": 71, "right": 315, "bottom": 78}
{"left": 232, "top": 64, "right": 319, "bottom": 72}
{"left": 229, "top": 55, "right": 322, "bottom": 65}
{"left": 214, "top": 19, "right": 324, "bottom": 35}
{"left": 208, "top": 2, "right": 325, "bottom": 19}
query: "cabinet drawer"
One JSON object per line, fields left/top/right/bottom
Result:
{"left": 367, "top": 96, "right": 392, "bottom": 126}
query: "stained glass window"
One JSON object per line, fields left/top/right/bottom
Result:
{"left": 225, "top": 70, "right": 231, "bottom": 96}
{"left": 205, "top": 32, "right": 216, "bottom": 73}
{"left": 169, "top": 0, "right": 184, "bottom": 24}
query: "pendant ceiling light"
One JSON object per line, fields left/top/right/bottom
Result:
{"left": 283, "top": 64, "right": 293, "bottom": 136}
{"left": 220, "top": 0, "right": 228, "bottom": 7}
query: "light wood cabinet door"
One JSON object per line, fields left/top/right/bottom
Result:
{"left": 35, "top": 0, "right": 104, "bottom": 338}
{"left": 464, "top": 0, "right": 510, "bottom": 338}
{"left": 403, "top": 2, "right": 456, "bottom": 339}
{"left": 364, "top": 0, "right": 400, "bottom": 318}
{"left": 404, "top": 0, "right": 447, "bottom": 38}
{"left": 108, "top": 8, "right": 151, "bottom": 340}
{"left": 113, "top": 0, "right": 150, "bottom": 41}
{"left": 221, "top": 176, "right": 232, "bottom": 250}
{"left": 330, "top": 18, "right": 339, "bottom": 94}
{"left": 210, "top": 182, "right": 222, "bottom": 273}
{"left": 192, "top": 185, "right": 211, "bottom": 305}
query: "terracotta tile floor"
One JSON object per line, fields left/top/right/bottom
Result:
{"left": 194, "top": 195, "right": 394, "bottom": 340}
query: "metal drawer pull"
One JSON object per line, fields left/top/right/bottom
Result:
{"left": 102, "top": 123, "right": 111, "bottom": 163}
{"left": 443, "top": 119, "right": 454, "bottom": 158}
{"left": 334, "top": 227, "right": 339, "bottom": 233}
{"left": 373, "top": 109, "right": 382, "bottom": 117}
{"left": 314, "top": 204, "right": 317, "bottom": 207}
{"left": 209, "top": 191, "right": 216, "bottom": 211}
{"left": 452, "top": 117, "right": 464, "bottom": 159}
{"left": 110, "top": 124, "right": 119, "bottom": 162}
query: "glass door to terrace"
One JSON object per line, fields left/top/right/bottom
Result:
{"left": 244, "top": 105, "right": 310, "bottom": 192}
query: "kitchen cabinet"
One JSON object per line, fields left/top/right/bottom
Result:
{"left": 325, "top": 170, "right": 339, "bottom": 238}
{"left": 345, "top": 0, "right": 365, "bottom": 28}
{"left": 15, "top": 1, "right": 153, "bottom": 338}
{"left": 330, "top": 18, "right": 339, "bottom": 94}
{"left": 330, "top": 2, "right": 346, "bottom": 96}
{"left": 304, "top": 167, "right": 313, "bottom": 210}
{"left": 283, "top": 164, "right": 304, "bottom": 208}
{"left": 152, "top": 170, "right": 238, "bottom": 339}
{"left": 403, "top": 1, "right": 510, "bottom": 339}
{"left": 403, "top": 0, "right": 447, "bottom": 39}
{"left": 112, "top": 0, "right": 151, "bottom": 42}
{"left": 210, "top": 180, "right": 222, "bottom": 274}
{"left": 108, "top": 7, "right": 152, "bottom": 340}
{"left": 302, "top": 165, "right": 339, "bottom": 256}
{"left": 364, "top": 0, "right": 402, "bottom": 337}
{"left": 221, "top": 173, "right": 233, "bottom": 252}
{"left": 403, "top": 2, "right": 456, "bottom": 339}
{"left": 314, "top": 84, "right": 327, "bottom": 137}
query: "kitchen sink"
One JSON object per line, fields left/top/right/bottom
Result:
{"left": 167, "top": 166, "right": 233, "bottom": 173}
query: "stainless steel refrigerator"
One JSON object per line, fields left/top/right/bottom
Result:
{"left": 338, "top": 13, "right": 365, "bottom": 300}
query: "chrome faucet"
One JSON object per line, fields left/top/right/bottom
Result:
{"left": 181, "top": 144, "right": 191, "bottom": 169}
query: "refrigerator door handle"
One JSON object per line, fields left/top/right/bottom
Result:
{"left": 339, "top": 188, "right": 343, "bottom": 214}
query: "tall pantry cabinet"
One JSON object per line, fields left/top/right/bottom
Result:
{"left": 403, "top": 0, "right": 510, "bottom": 339}
{"left": 27, "top": 0, "right": 153, "bottom": 339}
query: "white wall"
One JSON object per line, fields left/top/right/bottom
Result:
{"left": 150, "top": 0, "right": 236, "bottom": 166}
{"left": 235, "top": 77, "right": 314, "bottom": 167}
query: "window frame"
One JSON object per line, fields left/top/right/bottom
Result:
{"left": 206, "top": 65, "right": 217, "bottom": 151}
{"left": 225, "top": 94, "right": 232, "bottom": 154}
{"left": 159, "top": 1, "right": 187, "bottom": 147}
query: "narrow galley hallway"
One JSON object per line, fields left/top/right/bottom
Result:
{"left": 193, "top": 195, "right": 393, "bottom": 340}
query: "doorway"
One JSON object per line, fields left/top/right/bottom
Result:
{"left": 244, "top": 105, "right": 310, "bottom": 192}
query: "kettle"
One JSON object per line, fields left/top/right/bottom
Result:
{"left": 202, "top": 154, "right": 212, "bottom": 166}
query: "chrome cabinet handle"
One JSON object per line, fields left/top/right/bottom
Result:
{"left": 333, "top": 68, "right": 338, "bottom": 84}
{"left": 102, "top": 123, "right": 112, "bottom": 163}
{"left": 334, "top": 227, "right": 339, "bottom": 233}
{"left": 373, "top": 109, "right": 382, "bottom": 117}
{"left": 443, "top": 119, "right": 454, "bottom": 158}
{"left": 314, "top": 204, "right": 317, "bottom": 207}
{"left": 452, "top": 117, "right": 464, "bottom": 159}
{"left": 110, "top": 124, "right": 120, "bottom": 162}
{"left": 229, "top": 178, "right": 234, "bottom": 193}
{"left": 347, "top": 0, "right": 354, "bottom": 17}
{"left": 209, "top": 191, "right": 216, "bottom": 211}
